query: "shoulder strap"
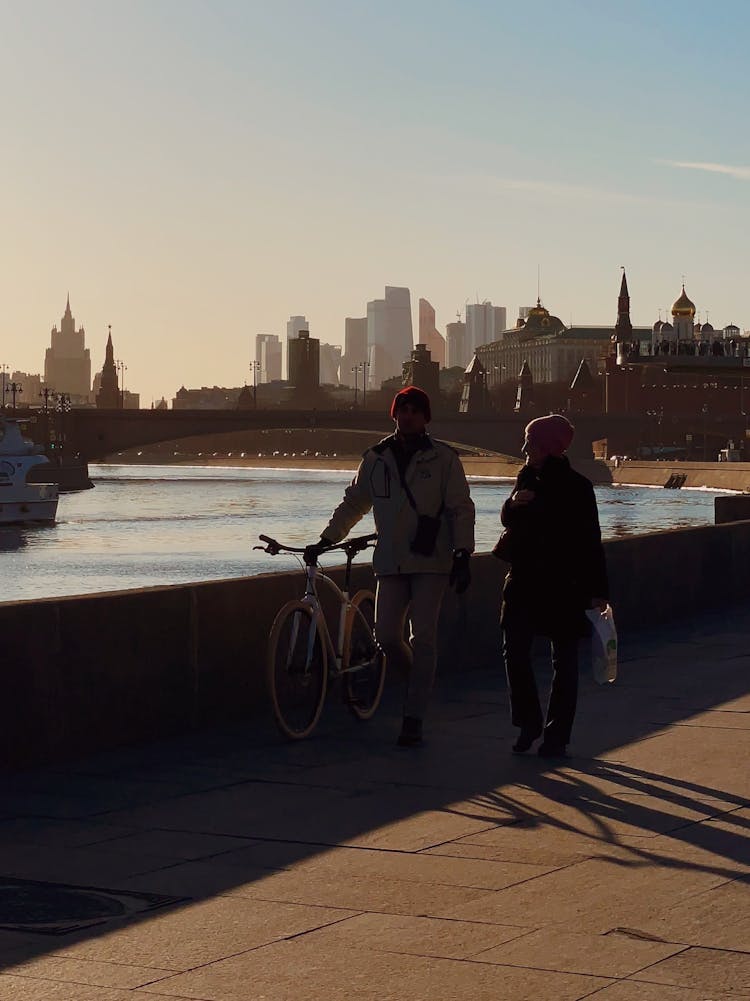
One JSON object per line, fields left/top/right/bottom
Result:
{"left": 394, "top": 458, "right": 444, "bottom": 518}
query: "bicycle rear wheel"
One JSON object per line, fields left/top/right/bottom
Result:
{"left": 267, "top": 600, "right": 327, "bottom": 739}
{"left": 343, "top": 590, "right": 386, "bottom": 720}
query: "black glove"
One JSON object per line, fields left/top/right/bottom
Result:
{"left": 449, "top": 550, "right": 471, "bottom": 594}
{"left": 303, "top": 537, "right": 332, "bottom": 565}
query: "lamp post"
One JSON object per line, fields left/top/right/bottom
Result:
{"left": 116, "top": 360, "right": 127, "bottom": 408}
{"left": 9, "top": 381, "right": 22, "bottom": 410}
{"left": 351, "top": 365, "right": 359, "bottom": 406}
{"left": 702, "top": 402, "right": 709, "bottom": 462}
{"left": 0, "top": 364, "right": 8, "bottom": 409}
{"left": 360, "top": 360, "right": 368, "bottom": 410}
{"left": 249, "top": 360, "right": 260, "bottom": 407}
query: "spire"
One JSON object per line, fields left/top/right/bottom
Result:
{"left": 614, "top": 267, "right": 633, "bottom": 342}
{"left": 64, "top": 293, "right": 71, "bottom": 317}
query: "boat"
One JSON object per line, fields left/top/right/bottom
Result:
{"left": 0, "top": 418, "right": 59, "bottom": 524}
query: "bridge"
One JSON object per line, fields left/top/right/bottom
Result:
{"left": 13, "top": 404, "right": 744, "bottom": 463}
{"left": 13, "top": 406, "right": 663, "bottom": 462}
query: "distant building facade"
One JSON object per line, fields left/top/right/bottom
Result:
{"left": 319, "top": 343, "right": 342, "bottom": 385}
{"left": 418, "top": 298, "right": 446, "bottom": 368}
{"left": 288, "top": 331, "right": 320, "bottom": 397}
{"left": 367, "top": 286, "right": 413, "bottom": 389}
{"left": 256, "top": 333, "right": 282, "bottom": 383}
{"left": 286, "top": 315, "right": 309, "bottom": 379}
{"left": 9, "top": 371, "right": 43, "bottom": 407}
{"left": 445, "top": 320, "right": 467, "bottom": 369}
{"left": 341, "top": 317, "right": 368, "bottom": 388}
{"left": 465, "top": 301, "right": 506, "bottom": 357}
{"left": 172, "top": 386, "right": 244, "bottom": 409}
{"left": 44, "top": 295, "right": 91, "bottom": 401}
{"left": 402, "top": 344, "right": 440, "bottom": 402}
{"left": 476, "top": 299, "right": 615, "bottom": 387}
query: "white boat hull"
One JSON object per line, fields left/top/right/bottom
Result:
{"left": 0, "top": 497, "right": 58, "bottom": 524}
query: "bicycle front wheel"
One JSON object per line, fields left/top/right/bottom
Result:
{"left": 267, "top": 600, "right": 327, "bottom": 739}
{"left": 343, "top": 590, "right": 386, "bottom": 721}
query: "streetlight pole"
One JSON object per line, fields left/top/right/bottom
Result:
{"left": 351, "top": 366, "right": 358, "bottom": 406}
{"left": 0, "top": 364, "right": 7, "bottom": 409}
{"left": 361, "top": 361, "right": 368, "bottom": 410}
{"left": 9, "top": 381, "right": 22, "bottom": 409}
{"left": 116, "top": 360, "right": 127, "bottom": 408}
{"left": 249, "top": 361, "right": 260, "bottom": 407}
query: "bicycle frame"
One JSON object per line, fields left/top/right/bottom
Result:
{"left": 300, "top": 562, "right": 352, "bottom": 677}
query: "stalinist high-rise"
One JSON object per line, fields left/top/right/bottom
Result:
{"left": 44, "top": 295, "right": 91, "bottom": 400}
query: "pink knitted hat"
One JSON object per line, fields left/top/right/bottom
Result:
{"left": 524, "top": 414, "right": 575, "bottom": 457}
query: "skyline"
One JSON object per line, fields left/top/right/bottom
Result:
{"left": 4, "top": 1, "right": 750, "bottom": 403}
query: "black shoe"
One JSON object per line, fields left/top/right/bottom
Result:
{"left": 512, "top": 728, "right": 542, "bottom": 754}
{"left": 397, "top": 716, "right": 423, "bottom": 747}
{"left": 537, "top": 742, "right": 568, "bottom": 759}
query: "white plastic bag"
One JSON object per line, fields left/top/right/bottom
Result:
{"left": 586, "top": 604, "right": 618, "bottom": 684}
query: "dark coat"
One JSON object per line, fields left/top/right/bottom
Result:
{"left": 499, "top": 456, "right": 608, "bottom": 638}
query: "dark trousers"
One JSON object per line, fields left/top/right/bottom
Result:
{"left": 502, "top": 624, "right": 579, "bottom": 746}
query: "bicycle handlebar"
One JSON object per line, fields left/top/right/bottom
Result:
{"left": 254, "top": 533, "right": 377, "bottom": 558}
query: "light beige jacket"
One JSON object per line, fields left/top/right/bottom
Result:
{"left": 322, "top": 435, "right": 475, "bottom": 576}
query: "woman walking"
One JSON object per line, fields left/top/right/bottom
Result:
{"left": 498, "top": 414, "right": 608, "bottom": 758}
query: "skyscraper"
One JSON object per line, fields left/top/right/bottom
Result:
{"left": 367, "top": 286, "right": 413, "bottom": 389}
{"left": 341, "top": 317, "right": 367, "bottom": 388}
{"left": 286, "top": 315, "right": 309, "bottom": 379}
{"left": 465, "top": 301, "right": 507, "bottom": 358}
{"left": 44, "top": 295, "right": 92, "bottom": 400}
{"left": 319, "top": 343, "right": 342, "bottom": 385}
{"left": 256, "top": 333, "right": 282, "bottom": 383}
{"left": 288, "top": 331, "right": 320, "bottom": 397}
{"left": 418, "top": 298, "right": 446, "bottom": 368}
{"left": 445, "top": 320, "right": 467, "bottom": 369}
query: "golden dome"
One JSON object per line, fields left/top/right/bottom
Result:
{"left": 672, "top": 285, "right": 696, "bottom": 318}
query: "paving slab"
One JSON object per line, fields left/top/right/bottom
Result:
{"left": 138, "top": 935, "right": 610, "bottom": 1001}
{"left": 4, "top": 955, "right": 174, "bottom": 990}
{"left": 631, "top": 945, "right": 750, "bottom": 993}
{"left": 470, "top": 927, "right": 686, "bottom": 978}
{"left": 53, "top": 897, "right": 358, "bottom": 970}
{"left": 294, "top": 912, "right": 527, "bottom": 960}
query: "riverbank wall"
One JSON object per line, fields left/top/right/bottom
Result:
{"left": 4, "top": 517, "right": 750, "bottom": 770}
{"left": 100, "top": 453, "right": 750, "bottom": 490}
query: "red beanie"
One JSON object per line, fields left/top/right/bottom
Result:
{"left": 390, "top": 385, "right": 432, "bottom": 423}
{"left": 524, "top": 414, "right": 575, "bottom": 457}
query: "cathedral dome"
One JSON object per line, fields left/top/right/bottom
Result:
{"left": 520, "top": 298, "right": 565, "bottom": 336}
{"left": 672, "top": 285, "right": 696, "bottom": 318}
{"left": 661, "top": 321, "right": 673, "bottom": 332}
{"left": 653, "top": 320, "right": 664, "bottom": 333}
{"left": 701, "top": 321, "right": 714, "bottom": 335}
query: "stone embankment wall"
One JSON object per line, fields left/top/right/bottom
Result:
{"left": 4, "top": 518, "right": 750, "bottom": 770}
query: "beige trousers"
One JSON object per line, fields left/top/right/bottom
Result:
{"left": 374, "top": 573, "right": 449, "bottom": 720}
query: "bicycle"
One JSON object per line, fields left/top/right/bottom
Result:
{"left": 255, "top": 532, "right": 386, "bottom": 739}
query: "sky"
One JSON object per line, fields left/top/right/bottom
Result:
{"left": 3, "top": 0, "right": 750, "bottom": 404}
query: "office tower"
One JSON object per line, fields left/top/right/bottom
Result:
{"left": 256, "top": 333, "right": 282, "bottom": 383}
{"left": 366, "top": 286, "right": 413, "bottom": 388}
{"left": 286, "top": 315, "right": 309, "bottom": 378}
{"left": 288, "top": 331, "right": 320, "bottom": 396}
{"left": 319, "top": 343, "right": 342, "bottom": 385}
{"left": 445, "top": 320, "right": 467, "bottom": 369}
{"left": 341, "top": 317, "right": 368, "bottom": 388}
{"left": 465, "top": 301, "right": 507, "bottom": 358}
{"left": 418, "top": 298, "right": 446, "bottom": 368}
{"left": 44, "top": 295, "right": 92, "bottom": 399}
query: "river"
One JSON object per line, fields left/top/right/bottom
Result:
{"left": 0, "top": 464, "right": 727, "bottom": 602}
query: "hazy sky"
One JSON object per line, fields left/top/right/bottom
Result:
{"left": 4, "top": 0, "right": 750, "bottom": 403}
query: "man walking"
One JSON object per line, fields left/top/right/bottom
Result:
{"left": 499, "top": 414, "right": 608, "bottom": 758}
{"left": 306, "top": 386, "right": 475, "bottom": 747}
